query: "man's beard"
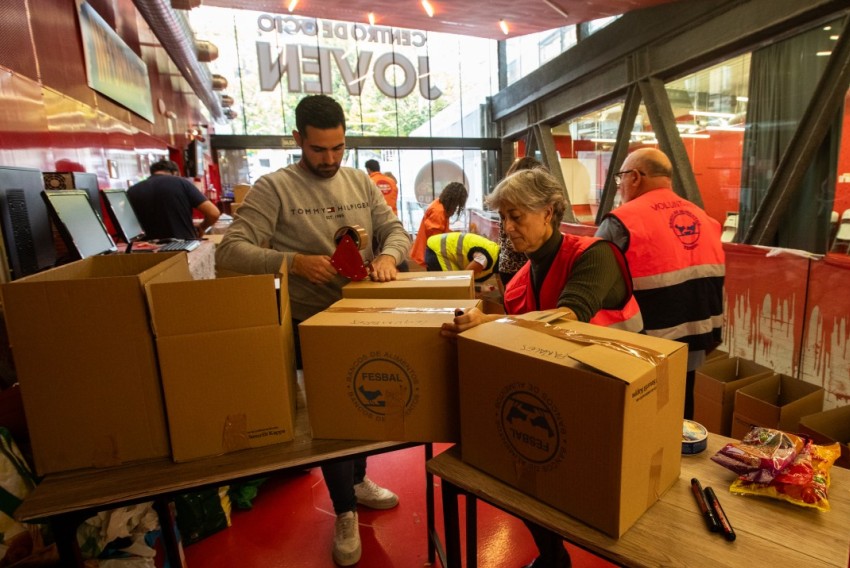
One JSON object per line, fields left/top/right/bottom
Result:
{"left": 304, "top": 159, "right": 340, "bottom": 179}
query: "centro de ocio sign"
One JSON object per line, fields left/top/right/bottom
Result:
{"left": 256, "top": 14, "right": 442, "bottom": 100}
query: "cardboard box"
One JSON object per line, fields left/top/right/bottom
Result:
{"left": 693, "top": 357, "right": 774, "bottom": 436}
{"left": 342, "top": 271, "right": 475, "bottom": 300}
{"left": 457, "top": 318, "right": 688, "bottom": 538}
{"left": 731, "top": 374, "right": 824, "bottom": 440}
{"left": 0, "top": 253, "right": 191, "bottom": 475}
{"left": 146, "top": 273, "right": 297, "bottom": 462}
{"left": 705, "top": 349, "right": 728, "bottom": 364}
{"left": 299, "top": 298, "right": 481, "bottom": 442}
{"left": 799, "top": 405, "right": 850, "bottom": 469}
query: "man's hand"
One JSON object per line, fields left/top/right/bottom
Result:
{"left": 291, "top": 254, "right": 337, "bottom": 284}
{"left": 369, "top": 254, "right": 399, "bottom": 282}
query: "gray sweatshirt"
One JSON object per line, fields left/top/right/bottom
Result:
{"left": 215, "top": 163, "right": 411, "bottom": 321}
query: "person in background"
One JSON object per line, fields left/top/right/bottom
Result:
{"left": 595, "top": 147, "right": 725, "bottom": 420}
{"left": 410, "top": 181, "right": 468, "bottom": 267}
{"left": 497, "top": 157, "right": 546, "bottom": 287}
{"left": 127, "top": 159, "right": 220, "bottom": 240}
{"left": 215, "top": 94, "right": 410, "bottom": 567}
{"left": 365, "top": 159, "right": 398, "bottom": 215}
{"left": 441, "top": 168, "right": 643, "bottom": 568}
{"left": 425, "top": 231, "right": 500, "bottom": 283}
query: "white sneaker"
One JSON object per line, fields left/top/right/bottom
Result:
{"left": 354, "top": 476, "right": 399, "bottom": 509}
{"left": 333, "top": 511, "right": 361, "bottom": 566}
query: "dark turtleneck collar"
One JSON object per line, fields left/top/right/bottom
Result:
{"left": 528, "top": 228, "right": 563, "bottom": 294}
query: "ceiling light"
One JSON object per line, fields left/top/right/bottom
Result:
{"left": 499, "top": 20, "right": 509, "bottom": 35}
{"left": 287, "top": 0, "right": 298, "bottom": 12}
{"left": 542, "top": 0, "right": 569, "bottom": 20}
{"left": 421, "top": 0, "right": 434, "bottom": 17}
{"left": 816, "top": 51, "right": 832, "bottom": 57}
{"left": 368, "top": 12, "right": 376, "bottom": 26}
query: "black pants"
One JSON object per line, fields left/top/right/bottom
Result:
{"left": 293, "top": 318, "right": 367, "bottom": 514}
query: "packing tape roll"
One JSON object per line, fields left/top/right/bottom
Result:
{"left": 682, "top": 419, "right": 708, "bottom": 455}
{"left": 334, "top": 225, "right": 368, "bottom": 250}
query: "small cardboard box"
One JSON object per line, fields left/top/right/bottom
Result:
{"left": 342, "top": 271, "right": 475, "bottom": 300}
{"left": 299, "top": 298, "right": 481, "bottom": 442}
{"left": 0, "top": 253, "right": 191, "bottom": 475}
{"left": 458, "top": 318, "right": 688, "bottom": 538}
{"left": 693, "top": 357, "right": 774, "bottom": 436}
{"left": 730, "top": 374, "right": 825, "bottom": 440}
{"left": 799, "top": 405, "right": 850, "bottom": 469}
{"left": 146, "top": 272, "right": 297, "bottom": 462}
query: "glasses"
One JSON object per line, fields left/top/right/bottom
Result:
{"left": 613, "top": 169, "right": 646, "bottom": 185}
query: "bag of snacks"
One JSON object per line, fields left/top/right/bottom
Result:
{"left": 711, "top": 427, "right": 804, "bottom": 482}
{"left": 729, "top": 440, "right": 840, "bottom": 511}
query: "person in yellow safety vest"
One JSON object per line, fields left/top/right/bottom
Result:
{"left": 425, "top": 232, "right": 500, "bottom": 283}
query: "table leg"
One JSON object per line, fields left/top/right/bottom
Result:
{"left": 153, "top": 497, "right": 184, "bottom": 568}
{"left": 425, "top": 444, "right": 435, "bottom": 565}
{"left": 466, "top": 494, "right": 478, "bottom": 568}
{"left": 441, "top": 478, "right": 462, "bottom": 568}
{"left": 51, "top": 513, "right": 86, "bottom": 567}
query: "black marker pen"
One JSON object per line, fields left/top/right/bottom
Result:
{"left": 705, "top": 486, "right": 736, "bottom": 542}
{"left": 690, "top": 478, "right": 719, "bottom": 532}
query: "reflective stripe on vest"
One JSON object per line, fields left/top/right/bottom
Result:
{"left": 504, "top": 234, "right": 643, "bottom": 332}
{"left": 608, "top": 187, "right": 724, "bottom": 350}
{"left": 426, "top": 232, "right": 499, "bottom": 279}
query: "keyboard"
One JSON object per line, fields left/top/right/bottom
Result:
{"left": 157, "top": 240, "right": 201, "bottom": 252}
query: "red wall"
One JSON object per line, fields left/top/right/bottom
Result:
{"left": 0, "top": 0, "right": 212, "bottom": 189}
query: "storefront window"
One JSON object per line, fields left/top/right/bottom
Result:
{"left": 190, "top": 8, "right": 497, "bottom": 139}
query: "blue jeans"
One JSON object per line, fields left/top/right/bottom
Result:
{"left": 293, "top": 318, "right": 369, "bottom": 514}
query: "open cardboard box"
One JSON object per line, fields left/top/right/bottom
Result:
{"left": 146, "top": 272, "right": 297, "bottom": 462}
{"left": 731, "top": 373, "right": 824, "bottom": 440}
{"left": 457, "top": 317, "right": 687, "bottom": 538}
{"left": 299, "top": 298, "right": 481, "bottom": 442}
{"left": 693, "top": 357, "right": 774, "bottom": 436}
{"left": 0, "top": 253, "right": 190, "bottom": 475}
{"left": 342, "top": 270, "right": 475, "bottom": 300}
{"left": 799, "top": 405, "right": 850, "bottom": 469}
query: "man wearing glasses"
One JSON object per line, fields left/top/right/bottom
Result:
{"left": 596, "top": 148, "right": 725, "bottom": 419}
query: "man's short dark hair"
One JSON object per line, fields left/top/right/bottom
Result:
{"left": 150, "top": 159, "right": 180, "bottom": 175}
{"left": 295, "top": 95, "right": 346, "bottom": 135}
{"left": 365, "top": 159, "right": 380, "bottom": 173}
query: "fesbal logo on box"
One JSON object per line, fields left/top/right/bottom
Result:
{"left": 345, "top": 352, "right": 420, "bottom": 420}
{"left": 495, "top": 382, "right": 567, "bottom": 471}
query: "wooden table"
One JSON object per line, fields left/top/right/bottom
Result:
{"left": 427, "top": 434, "right": 850, "bottom": 568}
{"left": 17, "top": 406, "right": 432, "bottom": 567}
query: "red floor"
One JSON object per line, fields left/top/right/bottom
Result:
{"left": 183, "top": 444, "right": 616, "bottom": 568}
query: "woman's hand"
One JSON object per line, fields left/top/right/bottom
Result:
{"left": 440, "top": 307, "right": 498, "bottom": 340}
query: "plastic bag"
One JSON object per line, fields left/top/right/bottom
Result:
{"left": 173, "top": 487, "right": 231, "bottom": 546}
{"left": 0, "top": 426, "right": 56, "bottom": 566}
{"left": 729, "top": 440, "right": 840, "bottom": 511}
{"left": 711, "top": 427, "right": 804, "bottom": 482}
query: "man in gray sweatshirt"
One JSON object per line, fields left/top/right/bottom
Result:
{"left": 216, "top": 94, "right": 410, "bottom": 566}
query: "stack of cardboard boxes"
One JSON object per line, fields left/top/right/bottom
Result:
{"left": 6, "top": 252, "right": 847, "bottom": 542}
{"left": 693, "top": 353, "right": 850, "bottom": 468}
{"left": 1, "top": 253, "right": 297, "bottom": 475}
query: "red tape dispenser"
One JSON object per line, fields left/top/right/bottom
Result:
{"left": 330, "top": 225, "right": 372, "bottom": 281}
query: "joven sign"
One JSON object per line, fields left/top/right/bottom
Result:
{"left": 256, "top": 14, "right": 443, "bottom": 100}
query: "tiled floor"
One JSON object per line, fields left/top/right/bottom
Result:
{"left": 183, "top": 444, "right": 615, "bottom": 567}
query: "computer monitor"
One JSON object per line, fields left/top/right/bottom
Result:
{"left": 101, "top": 188, "right": 145, "bottom": 243}
{"left": 41, "top": 190, "right": 116, "bottom": 260}
{"left": 42, "top": 171, "right": 102, "bottom": 219}
{"left": 0, "top": 166, "right": 56, "bottom": 280}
